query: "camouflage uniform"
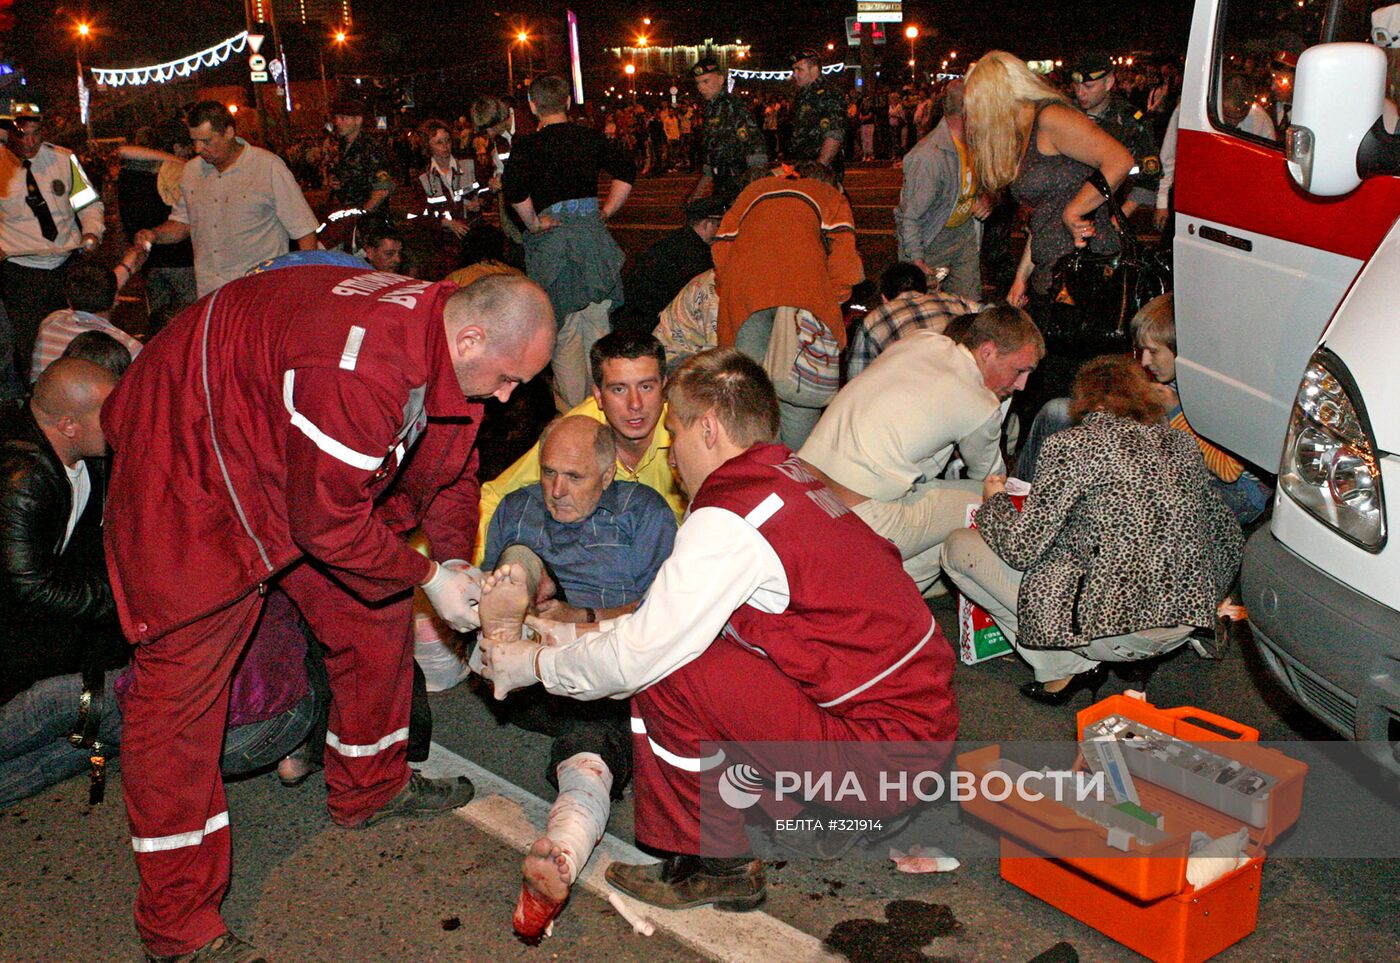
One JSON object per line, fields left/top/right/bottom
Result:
{"left": 1088, "top": 95, "right": 1161, "bottom": 208}
{"left": 702, "top": 92, "right": 768, "bottom": 202}
{"left": 788, "top": 79, "right": 847, "bottom": 181}
{"left": 331, "top": 131, "right": 396, "bottom": 210}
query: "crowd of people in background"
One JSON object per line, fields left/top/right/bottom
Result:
{"left": 0, "top": 35, "right": 1294, "bottom": 962}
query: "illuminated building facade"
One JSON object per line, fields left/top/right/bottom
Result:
{"left": 608, "top": 38, "right": 753, "bottom": 75}
{"left": 250, "top": 0, "right": 353, "bottom": 28}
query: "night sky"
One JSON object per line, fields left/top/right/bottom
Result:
{"left": 15, "top": 2, "right": 1193, "bottom": 72}
{"left": 8, "top": 1, "right": 1194, "bottom": 116}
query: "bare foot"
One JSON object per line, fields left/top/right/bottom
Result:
{"left": 479, "top": 562, "right": 530, "bottom": 642}
{"left": 522, "top": 836, "right": 572, "bottom": 903}
{"left": 513, "top": 836, "right": 571, "bottom": 942}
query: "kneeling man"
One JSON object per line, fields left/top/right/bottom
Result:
{"left": 478, "top": 348, "right": 957, "bottom": 928}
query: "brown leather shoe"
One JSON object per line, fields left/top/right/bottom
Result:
{"left": 145, "top": 931, "right": 267, "bottom": 963}
{"left": 605, "top": 855, "right": 766, "bottom": 912}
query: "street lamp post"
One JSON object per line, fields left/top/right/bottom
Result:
{"left": 508, "top": 29, "right": 530, "bottom": 93}
{"left": 624, "top": 62, "right": 636, "bottom": 103}
{"left": 905, "top": 25, "right": 919, "bottom": 83}
{"left": 75, "top": 21, "right": 92, "bottom": 140}
{"left": 320, "top": 29, "right": 347, "bottom": 114}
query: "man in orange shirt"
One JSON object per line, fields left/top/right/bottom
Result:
{"left": 711, "top": 164, "right": 863, "bottom": 447}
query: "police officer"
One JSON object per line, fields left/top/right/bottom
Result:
{"left": 1069, "top": 51, "right": 1160, "bottom": 216}
{"left": 687, "top": 58, "right": 767, "bottom": 204}
{"left": 329, "top": 94, "right": 395, "bottom": 216}
{"left": 787, "top": 48, "right": 847, "bottom": 183}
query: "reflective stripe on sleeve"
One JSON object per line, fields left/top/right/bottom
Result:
{"left": 282, "top": 370, "right": 385, "bottom": 471}
{"left": 325, "top": 726, "right": 409, "bottom": 758}
{"left": 131, "top": 811, "right": 229, "bottom": 853}
{"left": 629, "top": 715, "right": 726, "bottom": 772}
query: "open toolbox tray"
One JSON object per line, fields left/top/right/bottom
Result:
{"left": 956, "top": 695, "right": 1308, "bottom": 962}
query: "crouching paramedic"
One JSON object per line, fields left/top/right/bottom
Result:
{"left": 479, "top": 348, "right": 958, "bottom": 913}
{"left": 101, "top": 266, "right": 555, "bottom": 962}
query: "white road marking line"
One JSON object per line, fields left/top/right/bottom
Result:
{"left": 420, "top": 742, "right": 839, "bottom": 963}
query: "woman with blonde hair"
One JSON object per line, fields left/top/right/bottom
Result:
{"left": 963, "top": 51, "right": 1135, "bottom": 307}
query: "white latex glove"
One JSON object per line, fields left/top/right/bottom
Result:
{"left": 479, "top": 637, "right": 542, "bottom": 700}
{"left": 525, "top": 615, "right": 578, "bottom": 646}
{"left": 420, "top": 559, "right": 482, "bottom": 632}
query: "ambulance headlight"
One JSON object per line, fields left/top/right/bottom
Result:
{"left": 1280, "top": 351, "right": 1386, "bottom": 551}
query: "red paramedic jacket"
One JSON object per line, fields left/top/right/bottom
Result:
{"left": 690, "top": 443, "right": 958, "bottom": 743}
{"left": 102, "top": 266, "right": 483, "bottom": 644}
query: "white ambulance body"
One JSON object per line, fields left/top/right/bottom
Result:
{"left": 1176, "top": 0, "right": 1400, "bottom": 773}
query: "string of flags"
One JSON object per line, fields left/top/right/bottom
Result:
{"left": 727, "top": 62, "right": 846, "bottom": 91}
{"left": 91, "top": 31, "right": 250, "bottom": 87}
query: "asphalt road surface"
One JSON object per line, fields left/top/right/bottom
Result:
{"left": 7, "top": 162, "right": 1397, "bottom": 963}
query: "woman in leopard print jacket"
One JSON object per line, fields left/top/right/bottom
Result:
{"left": 942, "top": 356, "right": 1243, "bottom": 702}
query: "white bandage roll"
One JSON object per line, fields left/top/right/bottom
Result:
{"left": 547, "top": 752, "right": 614, "bottom": 884}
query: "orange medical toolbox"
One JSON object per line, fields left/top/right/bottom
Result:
{"left": 958, "top": 695, "right": 1308, "bottom": 963}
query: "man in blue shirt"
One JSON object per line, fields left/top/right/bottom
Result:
{"left": 478, "top": 414, "right": 676, "bottom": 817}
{"left": 483, "top": 415, "right": 676, "bottom": 621}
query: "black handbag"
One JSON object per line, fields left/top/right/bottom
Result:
{"left": 1049, "top": 171, "right": 1171, "bottom": 343}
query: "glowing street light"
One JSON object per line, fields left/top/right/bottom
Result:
{"left": 643, "top": 17, "right": 651, "bottom": 25}
{"left": 637, "top": 35, "right": 648, "bottom": 47}
{"left": 508, "top": 27, "right": 532, "bottom": 91}
{"left": 905, "top": 25, "right": 920, "bottom": 82}
{"left": 624, "top": 62, "right": 636, "bottom": 103}
{"left": 826, "top": 42, "right": 835, "bottom": 52}
{"left": 321, "top": 28, "right": 350, "bottom": 110}
{"left": 76, "top": 21, "right": 91, "bottom": 38}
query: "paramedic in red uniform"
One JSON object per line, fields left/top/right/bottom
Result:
{"left": 479, "top": 347, "right": 958, "bottom": 912}
{"left": 101, "top": 266, "right": 555, "bottom": 963}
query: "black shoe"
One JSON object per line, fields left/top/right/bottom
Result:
{"left": 606, "top": 855, "right": 766, "bottom": 912}
{"left": 1019, "top": 665, "right": 1108, "bottom": 707}
{"left": 145, "top": 932, "right": 266, "bottom": 963}
{"left": 347, "top": 772, "right": 475, "bottom": 828}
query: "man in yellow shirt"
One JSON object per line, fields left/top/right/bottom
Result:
{"left": 476, "top": 330, "right": 684, "bottom": 566}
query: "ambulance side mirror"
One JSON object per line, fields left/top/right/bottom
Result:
{"left": 1286, "top": 43, "right": 1393, "bottom": 196}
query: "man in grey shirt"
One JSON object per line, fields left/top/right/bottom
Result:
{"left": 893, "top": 81, "right": 989, "bottom": 301}
{"left": 136, "top": 101, "right": 319, "bottom": 298}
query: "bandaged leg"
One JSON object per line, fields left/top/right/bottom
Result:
{"left": 513, "top": 752, "right": 615, "bottom": 943}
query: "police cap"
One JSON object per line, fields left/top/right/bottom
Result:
{"left": 689, "top": 58, "right": 722, "bottom": 79}
{"left": 1069, "top": 51, "right": 1114, "bottom": 84}
{"left": 789, "top": 48, "right": 822, "bottom": 67}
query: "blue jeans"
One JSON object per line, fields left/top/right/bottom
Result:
{"left": 0, "top": 669, "right": 124, "bottom": 808}
{"left": 1014, "top": 397, "right": 1073, "bottom": 483}
{"left": 0, "top": 669, "right": 319, "bottom": 808}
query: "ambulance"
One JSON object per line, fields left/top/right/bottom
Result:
{"left": 1174, "top": 0, "right": 1400, "bottom": 773}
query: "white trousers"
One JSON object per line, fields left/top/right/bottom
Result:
{"left": 940, "top": 527, "right": 1193, "bottom": 682}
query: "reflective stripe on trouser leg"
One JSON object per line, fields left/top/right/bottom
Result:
{"left": 279, "top": 562, "right": 415, "bottom": 825}
{"left": 121, "top": 590, "right": 265, "bottom": 957}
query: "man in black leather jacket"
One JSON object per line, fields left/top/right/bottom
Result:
{"left": 0, "top": 357, "right": 124, "bottom": 806}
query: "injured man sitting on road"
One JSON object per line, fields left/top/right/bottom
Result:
{"left": 476, "top": 348, "right": 959, "bottom": 941}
